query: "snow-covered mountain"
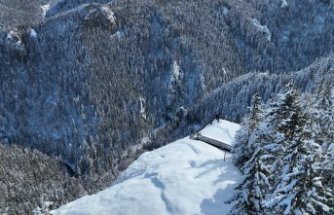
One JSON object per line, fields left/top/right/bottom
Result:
{"left": 1, "top": 0, "right": 334, "bottom": 213}
{"left": 51, "top": 120, "right": 241, "bottom": 215}
{"left": 1, "top": 1, "right": 334, "bottom": 184}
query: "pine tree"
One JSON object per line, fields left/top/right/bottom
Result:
{"left": 270, "top": 138, "right": 331, "bottom": 214}
{"left": 248, "top": 93, "right": 263, "bottom": 133}
{"left": 270, "top": 84, "right": 305, "bottom": 141}
{"left": 316, "top": 81, "right": 334, "bottom": 148}
{"left": 260, "top": 84, "right": 302, "bottom": 186}
{"left": 232, "top": 93, "right": 263, "bottom": 168}
{"left": 229, "top": 111, "right": 271, "bottom": 215}
{"left": 323, "top": 143, "right": 334, "bottom": 213}
{"left": 228, "top": 146, "right": 271, "bottom": 215}
{"left": 316, "top": 81, "right": 334, "bottom": 212}
{"left": 230, "top": 84, "right": 334, "bottom": 214}
{"left": 232, "top": 119, "right": 251, "bottom": 168}
{"left": 267, "top": 87, "right": 332, "bottom": 214}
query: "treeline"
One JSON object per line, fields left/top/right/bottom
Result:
{"left": 188, "top": 55, "right": 334, "bottom": 125}
{"left": 0, "top": 143, "right": 86, "bottom": 214}
{"left": 228, "top": 82, "right": 334, "bottom": 214}
{"left": 152, "top": 56, "right": 334, "bottom": 152}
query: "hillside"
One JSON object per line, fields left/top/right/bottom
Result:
{"left": 1, "top": 0, "right": 334, "bottom": 181}
{"left": 0, "top": 0, "right": 333, "bottom": 213}
{"left": 52, "top": 120, "right": 241, "bottom": 215}
{"left": 0, "top": 144, "right": 85, "bottom": 214}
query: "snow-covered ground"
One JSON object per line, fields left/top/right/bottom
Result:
{"left": 199, "top": 119, "right": 240, "bottom": 144}
{"left": 52, "top": 120, "right": 241, "bottom": 215}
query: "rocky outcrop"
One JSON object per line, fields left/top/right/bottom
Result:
{"left": 83, "top": 4, "right": 117, "bottom": 31}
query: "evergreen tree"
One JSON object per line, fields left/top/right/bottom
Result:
{"left": 229, "top": 103, "right": 271, "bottom": 215}
{"left": 248, "top": 93, "right": 263, "bottom": 133}
{"left": 229, "top": 83, "right": 334, "bottom": 214}
{"left": 323, "top": 142, "right": 334, "bottom": 213}
{"left": 270, "top": 138, "right": 331, "bottom": 214}
{"left": 316, "top": 81, "right": 334, "bottom": 211}
{"left": 232, "top": 93, "right": 263, "bottom": 168}
{"left": 316, "top": 81, "right": 334, "bottom": 148}
{"left": 260, "top": 84, "right": 303, "bottom": 186}
{"left": 228, "top": 146, "right": 271, "bottom": 215}
{"left": 232, "top": 119, "right": 251, "bottom": 168}
{"left": 270, "top": 84, "right": 305, "bottom": 141}
{"left": 267, "top": 87, "right": 332, "bottom": 214}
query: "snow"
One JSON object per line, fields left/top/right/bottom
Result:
{"left": 139, "top": 97, "right": 147, "bottom": 120}
{"left": 29, "top": 28, "right": 38, "bottom": 38}
{"left": 199, "top": 119, "right": 240, "bottom": 145}
{"left": 222, "top": 7, "right": 229, "bottom": 15}
{"left": 251, "top": 18, "right": 272, "bottom": 41}
{"left": 6, "top": 30, "right": 17, "bottom": 40}
{"left": 281, "top": 0, "right": 288, "bottom": 8}
{"left": 172, "top": 61, "right": 182, "bottom": 81}
{"left": 52, "top": 120, "right": 241, "bottom": 215}
{"left": 41, "top": 4, "right": 50, "bottom": 18}
{"left": 101, "top": 6, "right": 116, "bottom": 24}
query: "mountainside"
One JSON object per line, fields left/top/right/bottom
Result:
{"left": 0, "top": 143, "right": 85, "bottom": 214}
{"left": 52, "top": 120, "right": 241, "bottom": 215}
{"left": 188, "top": 55, "right": 334, "bottom": 124}
{"left": 1, "top": 0, "right": 333, "bottom": 177}
{"left": 0, "top": 0, "right": 334, "bottom": 213}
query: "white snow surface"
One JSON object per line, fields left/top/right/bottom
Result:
{"left": 281, "top": 0, "right": 288, "bottom": 8}
{"left": 52, "top": 120, "right": 241, "bottom": 215}
{"left": 251, "top": 18, "right": 272, "bottom": 41}
{"left": 41, "top": 4, "right": 51, "bottom": 18}
{"left": 29, "top": 28, "right": 38, "bottom": 38}
{"left": 199, "top": 119, "right": 240, "bottom": 145}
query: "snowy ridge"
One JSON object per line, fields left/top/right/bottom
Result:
{"left": 52, "top": 120, "right": 241, "bottom": 215}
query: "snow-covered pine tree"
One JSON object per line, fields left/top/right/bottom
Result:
{"left": 271, "top": 84, "right": 305, "bottom": 141}
{"left": 232, "top": 118, "right": 251, "bottom": 169}
{"left": 316, "top": 81, "right": 334, "bottom": 212}
{"left": 232, "top": 93, "right": 263, "bottom": 168}
{"left": 228, "top": 145, "right": 271, "bottom": 215}
{"left": 270, "top": 138, "right": 332, "bottom": 214}
{"left": 229, "top": 97, "right": 272, "bottom": 215}
{"left": 323, "top": 142, "right": 334, "bottom": 213}
{"left": 248, "top": 93, "right": 263, "bottom": 133}
{"left": 267, "top": 87, "right": 332, "bottom": 214}
{"left": 316, "top": 81, "right": 334, "bottom": 149}
{"left": 260, "top": 84, "right": 301, "bottom": 187}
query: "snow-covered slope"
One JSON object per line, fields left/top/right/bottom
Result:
{"left": 52, "top": 120, "right": 241, "bottom": 215}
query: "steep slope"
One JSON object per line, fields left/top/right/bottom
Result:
{"left": 187, "top": 55, "right": 334, "bottom": 125}
{"left": 0, "top": 0, "right": 49, "bottom": 30}
{"left": 52, "top": 120, "right": 241, "bottom": 215}
{"left": 159, "top": 55, "right": 334, "bottom": 150}
{"left": 0, "top": 0, "right": 333, "bottom": 194}
{"left": 0, "top": 143, "right": 85, "bottom": 214}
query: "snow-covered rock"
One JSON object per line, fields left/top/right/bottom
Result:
{"left": 29, "top": 28, "right": 38, "bottom": 38}
{"left": 281, "top": 0, "right": 288, "bottom": 8}
{"left": 251, "top": 18, "right": 272, "bottom": 41}
{"left": 41, "top": 4, "right": 51, "bottom": 18}
{"left": 52, "top": 120, "right": 241, "bottom": 215}
{"left": 84, "top": 4, "right": 117, "bottom": 32}
{"left": 4, "top": 30, "right": 27, "bottom": 57}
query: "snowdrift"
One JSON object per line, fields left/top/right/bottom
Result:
{"left": 52, "top": 120, "right": 241, "bottom": 215}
